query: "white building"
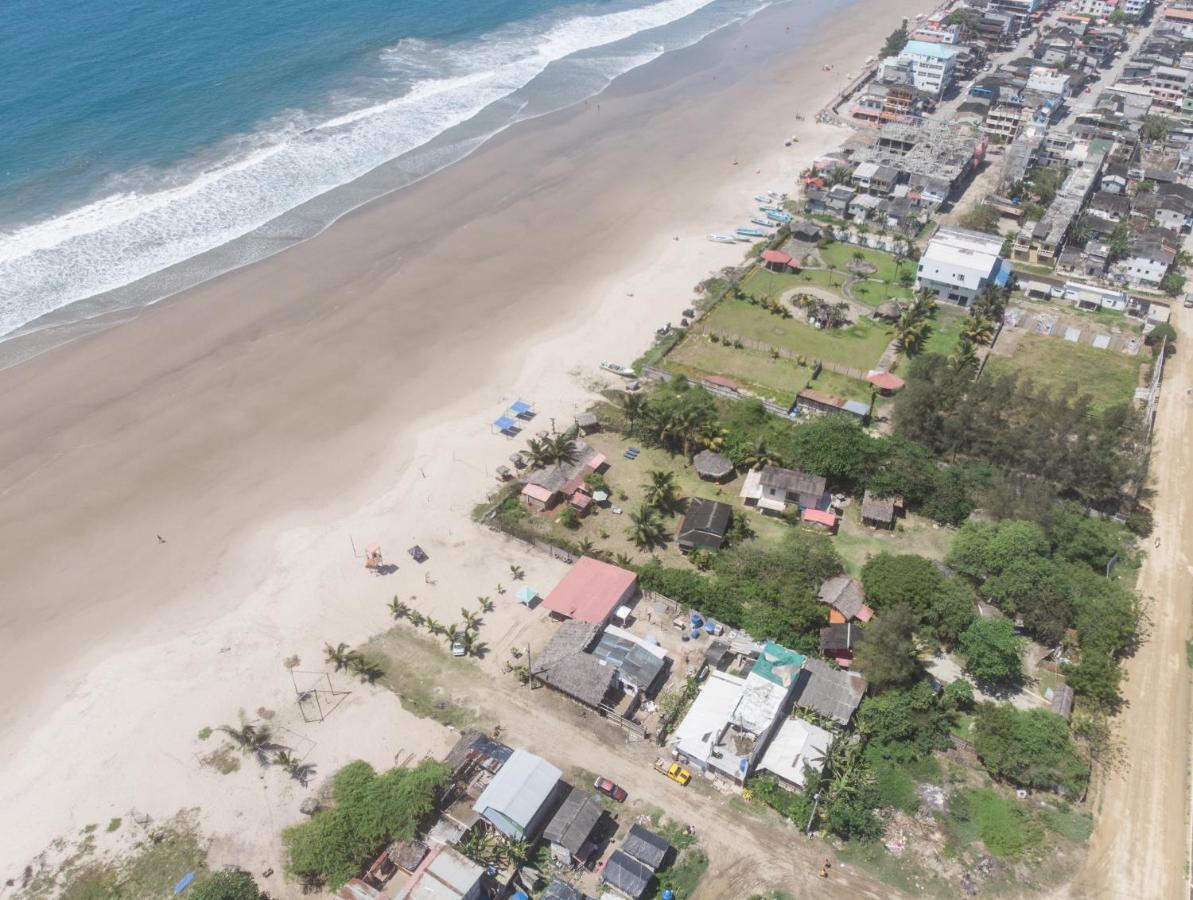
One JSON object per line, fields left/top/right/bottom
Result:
{"left": 897, "top": 40, "right": 960, "bottom": 99}
{"left": 1123, "top": 0, "right": 1150, "bottom": 17}
{"left": 916, "top": 226, "right": 1013, "bottom": 306}
{"left": 1070, "top": 0, "right": 1119, "bottom": 16}
{"left": 756, "top": 718, "right": 833, "bottom": 791}
{"left": 1026, "top": 67, "right": 1071, "bottom": 101}
{"left": 1057, "top": 281, "right": 1129, "bottom": 311}
{"left": 1115, "top": 243, "right": 1174, "bottom": 288}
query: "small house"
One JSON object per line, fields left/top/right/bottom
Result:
{"left": 756, "top": 717, "right": 833, "bottom": 791}
{"left": 693, "top": 449, "right": 735, "bottom": 482}
{"left": 394, "top": 846, "right": 484, "bottom": 900}
{"left": 790, "top": 221, "right": 823, "bottom": 243}
{"left": 801, "top": 507, "right": 838, "bottom": 533}
{"left": 741, "top": 465, "right": 829, "bottom": 514}
{"left": 541, "top": 879, "right": 593, "bottom": 900}
{"left": 521, "top": 441, "right": 608, "bottom": 510}
{"left": 761, "top": 249, "right": 798, "bottom": 273}
{"left": 543, "top": 787, "right": 605, "bottom": 865}
{"left": 677, "top": 498, "right": 733, "bottom": 552}
{"left": 574, "top": 411, "right": 600, "bottom": 434}
{"left": 471, "top": 749, "right": 564, "bottom": 841}
{"left": 532, "top": 621, "right": 620, "bottom": 710}
{"left": 599, "top": 850, "right": 653, "bottom": 900}
{"left": 791, "top": 657, "right": 868, "bottom": 725}
{"left": 1050, "top": 682, "right": 1075, "bottom": 718}
{"left": 817, "top": 575, "right": 874, "bottom": 624}
{"left": 861, "top": 490, "right": 902, "bottom": 529}
{"left": 542, "top": 556, "right": 638, "bottom": 626}
{"left": 622, "top": 824, "right": 671, "bottom": 871}
{"left": 820, "top": 622, "right": 862, "bottom": 667}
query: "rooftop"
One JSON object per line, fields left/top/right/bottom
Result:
{"left": 600, "top": 850, "right": 653, "bottom": 900}
{"left": 817, "top": 575, "right": 868, "bottom": 620}
{"left": 901, "top": 40, "right": 961, "bottom": 61}
{"left": 693, "top": 449, "right": 735, "bottom": 478}
{"left": 532, "top": 620, "right": 617, "bottom": 708}
{"left": 542, "top": 556, "right": 637, "bottom": 624}
{"left": 472, "top": 749, "right": 561, "bottom": 838}
{"left": 677, "top": 498, "right": 733, "bottom": 551}
{"left": 792, "top": 658, "right": 868, "bottom": 725}
{"left": 759, "top": 465, "right": 827, "bottom": 498}
{"left": 757, "top": 717, "right": 834, "bottom": 788}
{"left": 622, "top": 824, "right": 672, "bottom": 871}
{"left": 542, "top": 786, "right": 604, "bottom": 855}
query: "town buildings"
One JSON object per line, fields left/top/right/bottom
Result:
{"left": 916, "top": 226, "right": 1013, "bottom": 305}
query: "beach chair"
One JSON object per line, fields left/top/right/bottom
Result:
{"left": 623, "top": 447, "right": 640, "bottom": 460}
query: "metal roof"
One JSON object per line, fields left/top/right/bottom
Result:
{"left": 472, "top": 749, "right": 561, "bottom": 838}
{"left": 542, "top": 787, "right": 604, "bottom": 854}
{"left": 792, "top": 658, "right": 867, "bottom": 725}
{"left": 622, "top": 824, "right": 671, "bottom": 870}
{"left": 600, "top": 850, "right": 653, "bottom": 899}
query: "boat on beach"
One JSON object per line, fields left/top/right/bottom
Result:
{"left": 750, "top": 217, "right": 775, "bottom": 228}
{"left": 766, "top": 210, "right": 792, "bottom": 223}
{"left": 708, "top": 234, "right": 737, "bottom": 244}
{"left": 736, "top": 227, "right": 765, "bottom": 239}
{"left": 600, "top": 361, "right": 637, "bottom": 377}
{"left": 754, "top": 194, "right": 770, "bottom": 202}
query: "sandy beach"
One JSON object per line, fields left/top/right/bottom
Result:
{"left": 0, "top": 0, "right": 931, "bottom": 889}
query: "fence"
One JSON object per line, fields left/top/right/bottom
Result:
{"left": 692, "top": 327, "right": 870, "bottom": 381}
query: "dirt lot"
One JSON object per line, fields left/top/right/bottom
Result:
{"left": 1066, "top": 303, "right": 1193, "bottom": 899}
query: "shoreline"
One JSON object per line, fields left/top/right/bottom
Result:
{"left": 0, "top": 0, "right": 932, "bottom": 883}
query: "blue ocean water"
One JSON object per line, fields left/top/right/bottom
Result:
{"left": 0, "top": 0, "right": 774, "bottom": 337}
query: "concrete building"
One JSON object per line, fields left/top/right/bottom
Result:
{"left": 1148, "top": 66, "right": 1191, "bottom": 111}
{"left": 897, "top": 40, "right": 961, "bottom": 98}
{"left": 916, "top": 226, "right": 1013, "bottom": 305}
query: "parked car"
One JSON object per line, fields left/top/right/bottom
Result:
{"left": 450, "top": 637, "right": 466, "bottom": 657}
{"left": 654, "top": 758, "right": 692, "bottom": 786}
{"left": 593, "top": 776, "right": 628, "bottom": 802}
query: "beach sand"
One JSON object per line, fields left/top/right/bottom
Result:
{"left": 0, "top": 0, "right": 930, "bottom": 888}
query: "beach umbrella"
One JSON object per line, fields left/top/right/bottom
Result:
{"left": 593, "top": 490, "right": 609, "bottom": 503}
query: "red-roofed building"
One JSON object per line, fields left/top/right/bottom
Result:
{"left": 761, "top": 249, "right": 799, "bottom": 273}
{"left": 866, "top": 371, "right": 906, "bottom": 394}
{"left": 703, "top": 375, "right": 741, "bottom": 393}
{"left": 542, "top": 557, "right": 638, "bottom": 626}
{"left": 801, "top": 508, "right": 838, "bottom": 533}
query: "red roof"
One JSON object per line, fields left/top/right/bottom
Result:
{"left": 704, "top": 375, "right": 741, "bottom": 391}
{"left": 867, "top": 371, "right": 906, "bottom": 391}
{"left": 761, "top": 249, "right": 793, "bottom": 265}
{"left": 802, "top": 508, "right": 838, "bottom": 528}
{"left": 542, "top": 556, "right": 637, "bottom": 624}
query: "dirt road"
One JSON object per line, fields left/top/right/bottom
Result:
{"left": 1074, "top": 302, "right": 1193, "bottom": 899}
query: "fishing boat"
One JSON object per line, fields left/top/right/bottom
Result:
{"left": 766, "top": 210, "right": 792, "bottom": 223}
{"left": 758, "top": 205, "right": 780, "bottom": 213}
{"left": 767, "top": 190, "right": 788, "bottom": 200}
{"left": 736, "top": 227, "right": 766, "bottom": 239}
{"left": 754, "top": 194, "right": 771, "bottom": 202}
{"left": 750, "top": 217, "right": 775, "bottom": 228}
{"left": 708, "top": 234, "right": 737, "bottom": 244}
{"left": 600, "top": 361, "right": 637, "bottom": 377}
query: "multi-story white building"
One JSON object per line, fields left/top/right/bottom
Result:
{"left": 990, "top": 0, "right": 1041, "bottom": 34}
{"left": 1122, "top": 0, "right": 1150, "bottom": 17}
{"left": 1071, "top": 0, "right": 1120, "bottom": 17}
{"left": 916, "top": 226, "right": 1013, "bottom": 306}
{"left": 1115, "top": 243, "right": 1174, "bottom": 288}
{"left": 1148, "top": 66, "right": 1191, "bottom": 110}
{"left": 897, "top": 40, "right": 960, "bottom": 99}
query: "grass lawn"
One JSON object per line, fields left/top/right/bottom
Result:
{"left": 983, "top": 332, "right": 1142, "bottom": 411}
{"left": 702, "top": 298, "right": 894, "bottom": 371}
{"left": 852, "top": 279, "right": 914, "bottom": 307}
{"left": 918, "top": 304, "right": 968, "bottom": 358}
{"left": 667, "top": 334, "right": 875, "bottom": 404}
{"left": 834, "top": 505, "right": 955, "bottom": 574}
{"left": 819, "top": 242, "right": 906, "bottom": 283}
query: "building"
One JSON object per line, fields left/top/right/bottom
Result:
{"left": 1148, "top": 66, "right": 1191, "bottom": 111}
{"left": 915, "top": 226, "right": 1013, "bottom": 306}
{"left": 792, "top": 658, "right": 868, "bottom": 725}
{"left": 740, "top": 465, "right": 829, "bottom": 514}
{"left": 896, "top": 40, "right": 961, "bottom": 98}
{"left": 521, "top": 441, "right": 607, "bottom": 510}
{"left": 817, "top": 575, "right": 875, "bottom": 623}
{"left": 801, "top": 507, "right": 838, "bottom": 533}
{"left": 1056, "top": 281, "right": 1129, "bottom": 311}
{"left": 395, "top": 846, "right": 484, "bottom": 900}
{"left": 622, "top": 824, "right": 672, "bottom": 871}
{"left": 677, "top": 498, "right": 733, "bottom": 552}
{"left": 693, "top": 449, "right": 734, "bottom": 482}
{"left": 541, "top": 879, "right": 593, "bottom": 900}
{"left": 794, "top": 388, "right": 869, "bottom": 419}
{"left": 820, "top": 622, "right": 862, "bottom": 667}
{"left": 471, "top": 749, "right": 564, "bottom": 841}
{"left": 756, "top": 717, "right": 834, "bottom": 790}
{"left": 861, "top": 489, "right": 901, "bottom": 528}
{"left": 541, "top": 556, "right": 638, "bottom": 626}
{"left": 533, "top": 620, "right": 668, "bottom": 709}
{"left": 543, "top": 787, "right": 605, "bottom": 865}
{"left": 670, "top": 641, "right": 806, "bottom": 784}
{"left": 599, "top": 851, "right": 653, "bottom": 900}
{"left": 1115, "top": 241, "right": 1174, "bottom": 288}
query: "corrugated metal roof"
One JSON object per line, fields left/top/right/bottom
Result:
{"left": 472, "top": 749, "right": 561, "bottom": 836}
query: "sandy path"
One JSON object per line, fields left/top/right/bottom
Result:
{"left": 1071, "top": 300, "right": 1193, "bottom": 899}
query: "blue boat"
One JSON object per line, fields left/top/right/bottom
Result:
{"left": 736, "top": 227, "right": 766, "bottom": 238}
{"left": 750, "top": 217, "right": 775, "bottom": 228}
{"left": 766, "top": 210, "right": 792, "bottom": 223}
{"left": 758, "top": 205, "right": 780, "bottom": 213}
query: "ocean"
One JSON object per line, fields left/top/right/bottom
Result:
{"left": 0, "top": 0, "right": 782, "bottom": 340}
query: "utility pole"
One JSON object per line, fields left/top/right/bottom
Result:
{"left": 806, "top": 792, "right": 821, "bottom": 836}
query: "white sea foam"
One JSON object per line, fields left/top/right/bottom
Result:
{"left": 0, "top": 0, "right": 760, "bottom": 337}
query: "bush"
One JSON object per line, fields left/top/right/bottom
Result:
{"left": 951, "top": 788, "right": 1041, "bottom": 859}
{"left": 959, "top": 617, "right": 1023, "bottom": 687}
{"left": 191, "top": 871, "right": 262, "bottom": 900}
{"left": 1125, "top": 506, "right": 1154, "bottom": 537}
{"left": 747, "top": 774, "right": 813, "bottom": 825}
{"left": 973, "top": 704, "right": 1089, "bottom": 795}
{"left": 857, "top": 680, "right": 951, "bottom": 762}
{"left": 284, "top": 760, "right": 449, "bottom": 888}
{"left": 942, "top": 678, "right": 975, "bottom": 712}
{"left": 870, "top": 759, "right": 920, "bottom": 813}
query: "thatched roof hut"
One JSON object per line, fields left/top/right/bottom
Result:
{"left": 875, "top": 299, "right": 903, "bottom": 321}
{"left": 693, "top": 449, "right": 735, "bottom": 482}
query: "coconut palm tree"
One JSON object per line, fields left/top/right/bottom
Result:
{"left": 348, "top": 655, "right": 384, "bottom": 684}
{"left": 218, "top": 723, "right": 276, "bottom": 767}
{"left": 508, "top": 564, "right": 525, "bottom": 581}
{"left": 524, "top": 438, "right": 553, "bottom": 470}
{"left": 643, "top": 470, "right": 679, "bottom": 514}
{"left": 545, "top": 433, "right": 579, "bottom": 470}
{"left": 962, "top": 315, "right": 996, "bottom": 347}
{"left": 910, "top": 288, "right": 937, "bottom": 320}
{"left": 271, "top": 750, "right": 317, "bottom": 785}
{"left": 477, "top": 595, "right": 496, "bottom": 613}
{"left": 895, "top": 311, "right": 930, "bottom": 355}
{"left": 408, "top": 611, "right": 426, "bottom": 629}
{"left": 949, "top": 337, "right": 980, "bottom": 374}
{"left": 387, "top": 596, "right": 410, "bottom": 620}
{"left": 893, "top": 245, "right": 907, "bottom": 276}
{"left": 460, "top": 609, "right": 482, "bottom": 631}
{"left": 423, "top": 617, "right": 446, "bottom": 637}
{"left": 618, "top": 392, "right": 649, "bottom": 436}
{"left": 739, "top": 438, "right": 781, "bottom": 471}
{"left": 827, "top": 262, "right": 838, "bottom": 287}
{"left": 323, "top": 642, "right": 358, "bottom": 672}
{"left": 499, "top": 837, "right": 532, "bottom": 868}
{"left": 613, "top": 552, "right": 636, "bottom": 568}
{"left": 626, "top": 505, "right": 667, "bottom": 550}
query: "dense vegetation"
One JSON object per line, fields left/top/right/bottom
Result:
{"left": 284, "top": 759, "right": 449, "bottom": 889}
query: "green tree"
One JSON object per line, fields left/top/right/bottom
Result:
{"left": 191, "top": 871, "right": 262, "bottom": 900}
{"left": 788, "top": 413, "right": 882, "bottom": 489}
{"left": 1160, "top": 270, "right": 1186, "bottom": 297}
{"left": 323, "top": 642, "right": 359, "bottom": 672}
{"left": 626, "top": 504, "right": 667, "bottom": 550}
{"left": 618, "top": 391, "right": 649, "bottom": 435}
{"left": 959, "top": 617, "right": 1023, "bottom": 686}
{"left": 948, "top": 520, "right": 1050, "bottom": 581}
{"left": 973, "top": 703, "right": 1089, "bottom": 795}
{"left": 860, "top": 553, "right": 945, "bottom": 617}
{"left": 1062, "top": 650, "right": 1122, "bottom": 711}
{"left": 943, "top": 677, "right": 976, "bottom": 712}
{"left": 857, "top": 679, "right": 951, "bottom": 761}
{"left": 852, "top": 605, "right": 921, "bottom": 691}
{"left": 1141, "top": 114, "right": 1174, "bottom": 143}
{"left": 958, "top": 204, "right": 1001, "bottom": 234}
{"left": 1106, "top": 221, "right": 1131, "bottom": 263}
{"left": 643, "top": 469, "right": 680, "bottom": 514}
{"left": 881, "top": 25, "right": 909, "bottom": 57}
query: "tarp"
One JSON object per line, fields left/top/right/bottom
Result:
{"left": 494, "top": 416, "right": 517, "bottom": 431}
{"left": 510, "top": 400, "right": 533, "bottom": 415}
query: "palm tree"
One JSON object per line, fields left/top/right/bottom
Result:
{"left": 524, "top": 437, "right": 553, "bottom": 470}
{"left": 740, "top": 438, "right": 781, "bottom": 471}
{"left": 460, "top": 610, "right": 482, "bottom": 631}
{"left": 827, "top": 262, "right": 838, "bottom": 287}
{"left": 626, "top": 505, "right": 667, "bottom": 550}
{"left": 911, "top": 288, "right": 936, "bottom": 320}
{"left": 949, "top": 337, "right": 980, "bottom": 374}
{"left": 546, "top": 433, "right": 578, "bottom": 470}
{"left": 408, "top": 611, "right": 426, "bottom": 629}
{"left": 893, "top": 245, "right": 907, "bottom": 277}
{"left": 348, "top": 655, "right": 384, "bottom": 684}
{"left": 387, "top": 596, "right": 410, "bottom": 620}
{"left": 323, "top": 642, "right": 358, "bottom": 672}
{"left": 962, "top": 315, "right": 995, "bottom": 347}
{"left": 499, "top": 837, "right": 531, "bottom": 868}
{"left": 895, "top": 311, "right": 930, "bottom": 355}
{"left": 423, "top": 617, "right": 446, "bottom": 637}
{"left": 575, "top": 538, "right": 598, "bottom": 558}
{"left": 613, "top": 552, "right": 636, "bottom": 568}
{"left": 477, "top": 595, "right": 496, "bottom": 613}
{"left": 271, "top": 750, "right": 317, "bottom": 785}
{"left": 643, "top": 470, "right": 679, "bottom": 514}
{"left": 618, "top": 392, "right": 649, "bottom": 436}
{"left": 508, "top": 564, "right": 525, "bottom": 581}
{"left": 218, "top": 723, "right": 275, "bottom": 766}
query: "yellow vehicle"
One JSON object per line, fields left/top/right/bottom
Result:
{"left": 655, "top": 757, "right": 692, "bottom": 785}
